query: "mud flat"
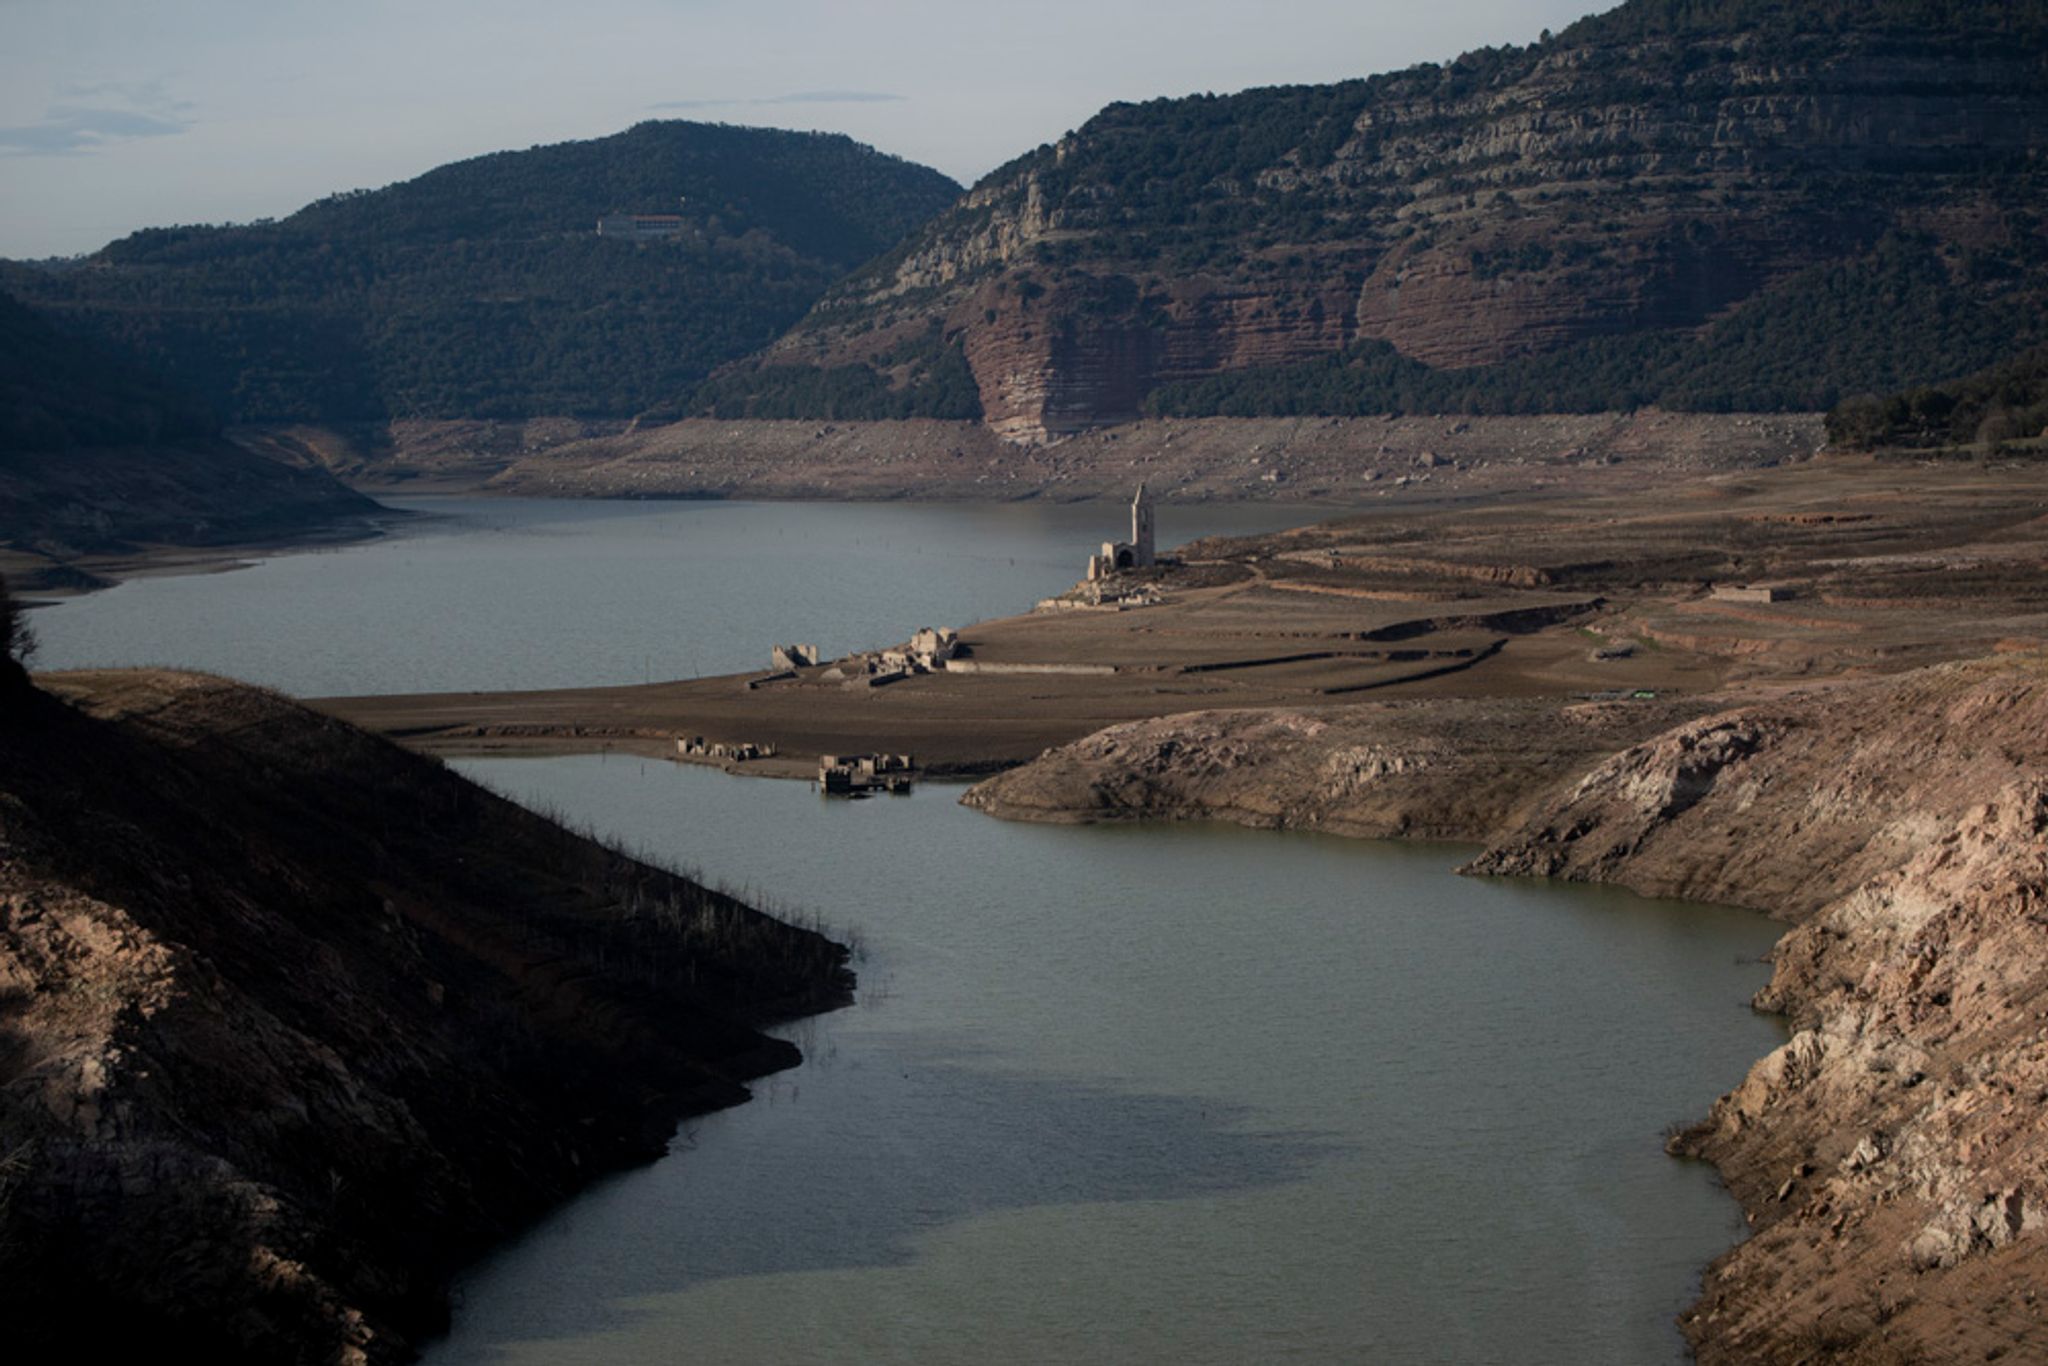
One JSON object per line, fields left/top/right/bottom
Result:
{"left": 317, "top": 584, "right": 1669, "bottom": 775}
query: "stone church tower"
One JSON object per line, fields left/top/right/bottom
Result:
{"left": 1086, "top": 481, "right": 1161, "bottom": 580}
{"left": 1130, "top": 481, "right": 1156, "bottom": 568}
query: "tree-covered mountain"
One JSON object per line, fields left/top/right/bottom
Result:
{"left": 1828, "top": 342, "right": 2048, "bottom": 451}
{"left": 0, "top": 122, "right": 961, "bottom": 423}
{"left": 0, "top": 288, "right": 217, "bottom": 453}
{"left": 0, "top": 288, "right": 374, "bottom": 560}
{"left": 710, "top": 0, "right": 2048, "bottom": 440}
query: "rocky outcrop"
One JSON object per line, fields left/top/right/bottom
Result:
{"left": 759, "top": 1, "right": 2048, "bottom": 440}
{"left": 968, "top": 651, "right": 2048, "bottom": 1359}
{"left": 0, "top": 670, "right": 852, "bottom": 1363}
{"left": 962, "top": 696, "right": 1715, "bottom": 840}
{"left": 1468, "top": 660, "right": 2048, "bottom": 916}
{"left": 1468, "top": 654, "right": 2048, "bottom": 1361}
{"left": 1668, "top": 779, "right": 2048, "bottom": 1363}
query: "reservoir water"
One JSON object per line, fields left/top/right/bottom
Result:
{"left": 34, "top": 495, "right": 1325, "bottom": 696}
{"left": 35, "top": 496, "right": 1785, "bottom": 1363}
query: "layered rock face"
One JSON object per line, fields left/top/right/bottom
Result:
{"left": 0, "top": 671, "right": 852, "bottom": 1363}
{"left": 761, "top": 2, "right": 2048, "bottom": 440}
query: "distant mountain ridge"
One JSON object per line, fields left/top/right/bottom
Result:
{"left": 713, "top": 0, "right": 2048, "bottom": 441}
{"left": 0, "top": 122, "right": 961, "bottom": 423}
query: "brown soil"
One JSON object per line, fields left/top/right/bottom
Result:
{"left": 0, "top": 669, "right": 851, "bottom": 1364}
{"left": 317, "top": 586, "right": 1657, "bottom": 776}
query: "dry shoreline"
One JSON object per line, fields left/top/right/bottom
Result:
{"left": 16, "top": 408, "right": 1819, "bottom": 601}
{"left": 318, "top": 449, "right": 2048, "bottom": 1362}
{"left": 3, "top": 506, "right": 407, "bottom": 602}
{"left": 240, "top": 408, "right": 1823, "bottom": 504}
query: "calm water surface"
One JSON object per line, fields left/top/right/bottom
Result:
{"left": 36, "top": 496, "right": 1785, "bottom": 1362}
{"left": 431, "top": 759, "right": 1782, "bottom": 1366}
{"left": 35, "top": 496, "right": 1321, "bottom": 696}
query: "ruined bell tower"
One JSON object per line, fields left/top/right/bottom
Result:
{"left": 1130, "top": 481, "right": 1156, "bottom": 568}
{"left": 1086, "top": 481, "right": 1160, "bottom": 581}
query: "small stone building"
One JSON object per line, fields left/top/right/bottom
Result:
{"left": 910, "top": 627, "right": 959, "bottom": 668}
{"left": 1711, "top": 585, "right": 1789, "bottom": 604}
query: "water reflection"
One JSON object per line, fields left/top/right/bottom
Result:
{"left": 439, "top": 1039, "right": 1335, "bottom": 1360}
{"left": 424, "top": 757, "right": 1783, "bottom": 1366}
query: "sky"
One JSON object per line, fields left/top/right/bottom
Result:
{"left": 0, "top": 0, "right": 1607, "bottom": 259}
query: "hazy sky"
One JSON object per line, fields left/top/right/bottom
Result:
{"left": 1, "top": 0, "right": 1605, "bottom": 258}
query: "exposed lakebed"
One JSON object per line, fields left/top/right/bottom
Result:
{"left": 37, "top": 496, "right": 1784, "bottom": 1362}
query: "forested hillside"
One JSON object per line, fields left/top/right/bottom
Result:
{"left": 1828, "top": 342, "right": 2048, "bottom": 451}
{"left": 0, "top": 288, "right": 216, "bottom": 452}
{"left": 715, "top": 0, "right": 2048, "bottom": 440}
{"left": 1, "top": 122, "right": 960, "bottom": 423}
{"left": 0, "top": 288, "right": 374, "bottom": 561}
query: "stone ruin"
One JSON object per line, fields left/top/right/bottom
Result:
{"left": 822, "top": 626, "right": 960, "bottom": 687}
{"left": 678, "top": 736, "right": 777, "bottom": 762}
{"left": 909, "top": 626, "right": 959, "bottom": 669}
{"left": 1711, "top": 585, "right": 1790, "bottom": 604}
{"left": 818, "top": 752, "right": 915, "bottom": 795}
{"left": 771, "top": 643, "right": 823, "bottom": 671}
